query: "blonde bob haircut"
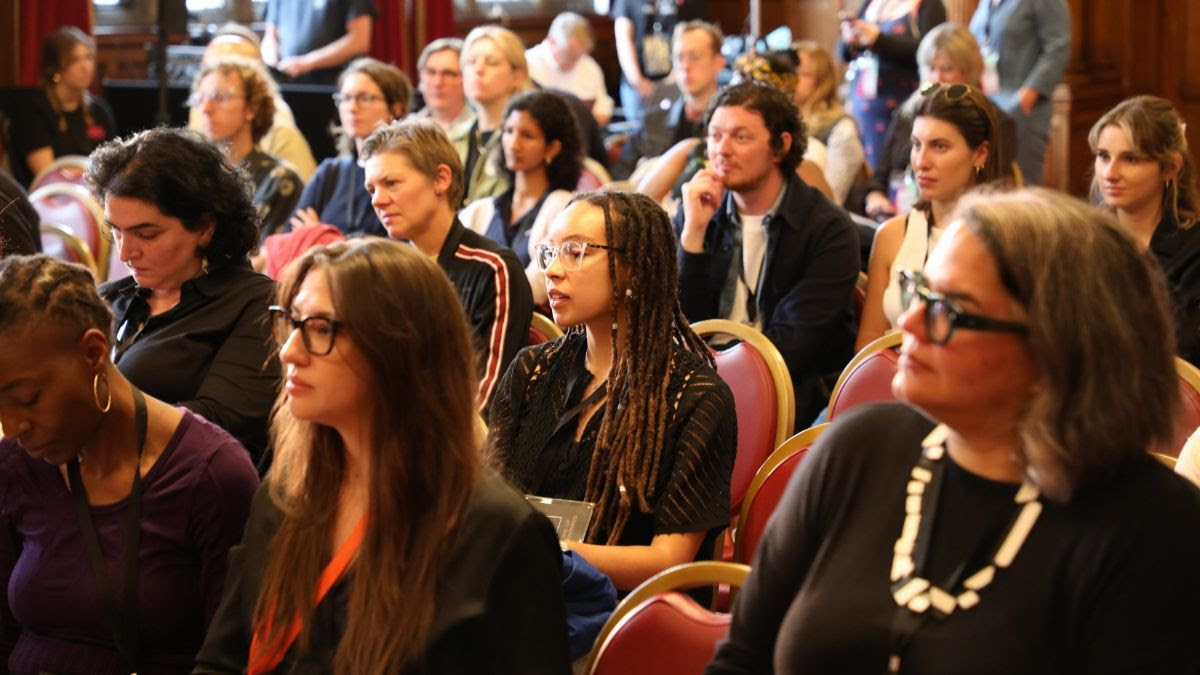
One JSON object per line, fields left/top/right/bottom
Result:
{"left": 461, "top": 25, "right": 532, "bottom": 96}
{"left": 360, "top": 118, "right": 465, "bottom": 210}
{"left": 953, "top": 188, "right": 1178, "bottom": 501}
{"left": 916, "top": 23, "right": 984, "bottom": 88}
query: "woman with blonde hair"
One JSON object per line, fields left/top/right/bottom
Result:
{"left": 195, "top": 238, "right": 568, "bottom": 673}
{"left": 1091, "top": 95, "right": 1200, "bottom": 365}
{"left": 461, "top": 25, "right": 533, "bottom": 205}
{"left": 708, "top": 188, "right": 1200, "bottom": 672}
{"left": 792, "top": 41, "right": 866, "bottom": 206}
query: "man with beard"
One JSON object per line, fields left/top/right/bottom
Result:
{"left": 676, "top": 82, "right": 860, "bottom": 422}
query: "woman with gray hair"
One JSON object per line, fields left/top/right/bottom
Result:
{"left": 708, "top": 188, "right": 1200, "bottom": 673}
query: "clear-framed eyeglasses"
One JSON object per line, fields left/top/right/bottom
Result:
{"left": 534, "top": 241, "right": 625, "bottom": 271}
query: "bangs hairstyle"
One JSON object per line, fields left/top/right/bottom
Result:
{"left": 333, "top": 58, "right": 412, "bottom": 155}
{"left": 0, "top": 254, "right": 112, "bottom": 343}
{"left": 86, "top": 126, "right": 258, "bottom": 268}
{"left": 911, "top": 83, "right": 1004, "bottom": 209}
{"left": 500, "top": 90, "right": 583, "bottom": 191}
{"left": 1088, "top": 95, "right": 1200, "bottom": 230}
{"left": 955, "top": 188, "right": 1178, "bottom": 501}
{"left": 360, "top": 118, "right": 465, "bottom": 209}
{"left": 916, "top": 23, "right": 984, "bottom": 88}
{"left": 257, "top": 238, "right": 480, "bottom": 672}
{"left": 462, "top": 26, "right": 532, "bottom": 96}
{"left": 704, "top": 81, "right": 808, "bottom": 176}
{"left": 193, "top": 56, "right": 278, "bottom": 143}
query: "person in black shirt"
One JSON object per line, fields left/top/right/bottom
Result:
{"left": 90, "top": 127, "right": 278, "bottom": 464}
{"left": 9, "top": 26, "right": 116, "bottom": 188}
{"left": 488, "top": 191, "right": 736, "bottom": 592}
{"left": 707, "top": 189, "right": 1200, "bottom": 674}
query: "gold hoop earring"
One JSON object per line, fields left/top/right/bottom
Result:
{"left": 93, "top": 372, "right": 112, "bottom": 413}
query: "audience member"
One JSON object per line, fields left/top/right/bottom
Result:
{"left": 839, "top": 0, "right": 946, "bottom": 166}
{"left": 194, "top": 238, "right": 569, "bottom": 673}
{"left": 460, "top": 91, "right": 581, "bottom": 307}
{"left": 188, "top": 23, "right": 317, "bottom": 182}
{"left": 862, "top": 23, "right": 986, "bottom": 219}
{"left": 290, "top": 58, "right": 409, "bottom": 238}
{"left": 262, "top": 0, "right": 375, "bottom": 84}
{"left": 677, "top": 82, "right": 859, "bottom": 422}
{"left": 1091, "top": 95, "right": 1200, "bottom": 366}
{"left": 526, "top": 12, "right": 614, "bottom": 125}
{"left": 706, "top": 188, "right": 1200, "bottom": 673}
{"left": 613, "top": 20, "right": 725, "bottom": 181}
{"left": 0, "top": 174, "right": 40, "bottom": 257}
{"left": 1177, "top": 427, "right": 1200, "bottom": 487}
{"left": 361, "top": 119, "right": 533, "bottom": 411}
{"left": 90, "top": 127, "right": 278, "bottom": 462}
{"left": 969, "top": 0, "right": 1070, "bottom": 186}
{"left": 461, "top": 26, "right": 533, "bottom": 205}
{"left": 856, "top": 83, "right": 1003, "bottom": 351}
{"left": 792, "top": 41, "right": 866, "bottom": 206}
{"left": 190, "top": 57, "right": 303, "bottom": 238}
{"left": 8, "top": 26, "right": 116, "bottom": 187}
{"left": 0, "top": 255, "right": 258, "bottom": 674}
{"left": 613, "top": 0, "right": 706, "bottom": 124}
{"left": 412, "top": 38, "right": 475, "bottom": 161}
{"left": 489, "top": 191, "right": 736, "bottom": 591}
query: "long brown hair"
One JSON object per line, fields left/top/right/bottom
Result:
{"left": 911, "top": 82, "right": 1004, "bottom": 212}
{"left": 40, "top": 26, "right": 97, "bottom": 134}
{"left": 791, "top": 41, "right": 846, "bottom": 133}
{"left": 545, "top": 192, "right": 713, "bottom": 544}
{"left": 253, "top": 238, "right": 480, "bottom": 672}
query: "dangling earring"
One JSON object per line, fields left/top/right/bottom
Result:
{"left": 435, "top": 188, "right": 442, "bottom": 197}
{"left": 975, "top": 165, "right": 984, "bottom": 180}
{"left": 201, "top": 257, "right": 209, "bottom": 275}
{"left": 545, "top": 155, "right": 553, "bottom": 166}
{"left": 93, "top": 372, "right": 112, "bottom": 413}
{"left": 52, "top": 73, "right": 61, "bottom": 83}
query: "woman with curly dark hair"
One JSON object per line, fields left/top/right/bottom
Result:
{"left": 488, "top": 191, "right": 736, "bottom": 591}
{"left": 460, "top": 90, "right": 582, "bottom": 305}
{"left": 90, "top": 126, "right": 278, "bottom": 462}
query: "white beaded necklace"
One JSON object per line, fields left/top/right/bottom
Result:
{"left": 886, "top": 424, "right": 1043, "bottom": 673}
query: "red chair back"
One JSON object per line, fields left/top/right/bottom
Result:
{"left": 29, "top": 158, "right": 90, "bottom": 192}
{"left": 29, "top": 184, "right": 110, "bottom": 280}
{"left": 734, "top": 424, "right": 824, "bottom": 563}
{"left": 827, "top": 333, "right": 903, "bottom": 421}
{"left": 713, "top": 341, "right": 780, "bottom": 509}
{"left": 590, "top": 592, "right": 729, "bottom": 675}
{"left": 39, "top": 224, "right": 96, "bottom": 273}
{"left": 576, "top": 157, "right": 613, "bottom": 192}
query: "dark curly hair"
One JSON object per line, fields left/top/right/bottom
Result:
{"left": 86, "top": 126, "right": 259, "bottom": 268}
{"left": 498, "top": 90, "right": 583, "bottom": 192}
{"left": 703, "top": 81, "right": 808, "bottom": 176}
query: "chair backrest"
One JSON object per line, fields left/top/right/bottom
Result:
{"left": 40, "top": 223, "right": 100, "bottom": 278}
{"left": 588, "top": 561, "right": 750, "bottom": 675}
{"left": 827, "top": 331, "right": 903, "bottom": 421}
{"left": 691, "top": 319, "right": 795, "bottom": 511}
{"left": 29, "top": 154, "right": 90, "bottom": 192}
{"left": 528, "top": 311, "right": 564, "bottom": 346}
{"left": 734, "top": 424, "right": 826, "bottom": 563}
{"left": 577, "top": 156, "right": 614, "bottom": 192}
{"left": 29, "top": 183, "right": 111, "bottom": 281}
{"left": 1171, "top": 358, "right": 1200, "bottom": 458}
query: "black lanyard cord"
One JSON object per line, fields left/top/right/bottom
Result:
{"left": 68, "top": 385, "right": 148, "bottom": 672}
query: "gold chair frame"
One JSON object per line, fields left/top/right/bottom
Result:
{"left": 734, "top": 423, "right": 828, "bottom": 563}
{"left": 30, "top": 182, "right": 111, "bottom": 282}
{"left": 29, "top": 154, "right": 89, "bottom": 191}
{"left": 827, "top": 330, "right": 903, "bottom": 414}
{"left": 530, "top": 311, "right": 565, "bottom": 341}
{"left": 40, "top": 223, "right": 100, "bottom": 279}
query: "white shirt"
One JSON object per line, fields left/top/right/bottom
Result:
{"left": 525, "top": 42, "right": 614, "bottom": 122}
{"left": 728, "top": 212, "right": 767, "bottom": 330}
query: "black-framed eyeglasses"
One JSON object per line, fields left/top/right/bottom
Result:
{"left": 920, "top": 81, "right": 970, "bottom": 100}
{"left": 534, "top": 241, "right": 625, "bottom": 271}
{"left": 268, "top": 306, "right": 343, "bottom": 356}
{"left": 897, "top": 270, "right": 1028, "bottom": 345}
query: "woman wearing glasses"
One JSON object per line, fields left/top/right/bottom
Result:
{"left": 195, "top": 238, "right": 570, "bottom": 674}
{"left": 1, "top": 255, "right": 258, "bottom": 674}
{"left": 488, "top": 191, "right": 736, "bottom": 591}
{"left": 1090, "top": 96, "right": 1200, "bottom": 366}
{"left": 289, "top": 58, "right": 410, "bottom": 238}
{"left": 707, "top": 188, "right": 1200, "bottom": 673}
{"left": 855, "top": 82, "right": 1002, "bottom": 352}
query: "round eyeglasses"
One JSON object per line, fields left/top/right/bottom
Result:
{"left": 897, "top": 269, "right": 1028, "bottom": 345}
{"left": 534, "top": 241, "right": 625, "bottom": 272}
{"left": 269, "top": 306, "right": 342, "bottom": 356}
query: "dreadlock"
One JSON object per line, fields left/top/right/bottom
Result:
{"left": 0, "top": 254, "right": 112, "bottom": 342}
{"left": 561, "top": 191, "right": 714, "bottom": 545}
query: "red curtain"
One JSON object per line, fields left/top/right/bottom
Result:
{"left": 19, "top": 0, "right": 94, "bottom": 86}
{"left": 372, "top": 0, "right": 456, "bottom": 79}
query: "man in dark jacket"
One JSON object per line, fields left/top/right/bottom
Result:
{"left": 675, "top": 82, "right": 859, "bottom": 422}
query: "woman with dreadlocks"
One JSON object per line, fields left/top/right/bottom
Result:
{"left": 488, "top": 191, "right": 737, "bottom": 590}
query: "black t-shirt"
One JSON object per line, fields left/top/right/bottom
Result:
{"left": 8, "top": 88, "right": 116, "bottom": 187}
{"left": 265, "top": 0, "right": 377, "bottom": 84}
{"left": 611, "top": 0, "right": 707, "bottom": 81}
{"left": 707, "top": 403, "right": 1200, "bottom": 674}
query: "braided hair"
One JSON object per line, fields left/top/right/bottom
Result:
{"left": 557, "top": 191, "right": 713, "bottom": 544}
{"left": 0, "top": 254, "right": 112, "bottom": 341}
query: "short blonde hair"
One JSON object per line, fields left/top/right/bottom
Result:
{"left": 360, "top": 118, "right": 465, "bottom": 209}
{"left": 549, "top": 12, "right": 594, "bottom": 50}
{"left": 462, "top": 25, "right": 531, "bottom": 94}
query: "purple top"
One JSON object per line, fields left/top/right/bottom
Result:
{"left": 0, "top": 409, "right": 259, "bottom": 674}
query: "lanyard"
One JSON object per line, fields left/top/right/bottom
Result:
{"left": 67, "top": 385, "right": 149, "bottom": 672}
